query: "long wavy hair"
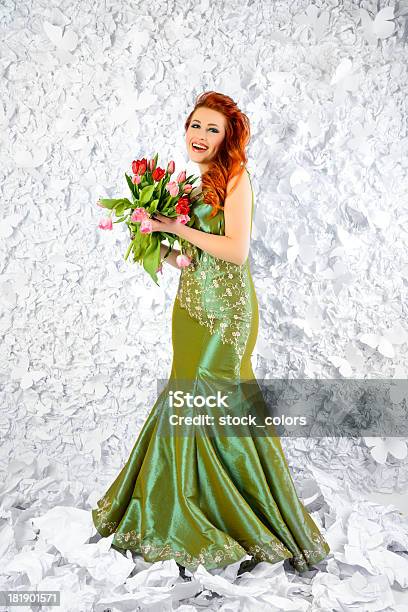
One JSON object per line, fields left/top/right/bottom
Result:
{"left": 184, "top": 91, "right": 251, "bottom": 219}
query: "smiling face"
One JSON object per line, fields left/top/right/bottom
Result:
{"left": 185, "top": 107, "right": 227, "bottom": 173}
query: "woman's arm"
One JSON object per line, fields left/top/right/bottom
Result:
{"left": 151, "top": 170, "right": 253, "bottom": 266}
{"left": 160, "top": 243, "right": 181, "bottom": 269}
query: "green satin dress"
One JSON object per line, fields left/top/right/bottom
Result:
{"left": 91, "top": 169, "right": 330, "bottom": 572}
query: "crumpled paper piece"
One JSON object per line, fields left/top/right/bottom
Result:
{"left": 191, "top": 561, "right": 311, "bottom": 611}
{"left": 311, "top": 571, "right": 396, "bottom": 611}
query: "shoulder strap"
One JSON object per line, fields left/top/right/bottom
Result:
{"left": 246, "top": 168, "right": 254, "bottom": 238}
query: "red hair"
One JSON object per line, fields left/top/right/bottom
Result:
{"left": 184, "top": 91, "right": 251, "bottom": 219}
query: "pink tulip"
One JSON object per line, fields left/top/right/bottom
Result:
{"left": 183, "top": 183, "right": 193, "bottom": 193}
{"left": 177, "top": 170, "right": 186, "bottom": 183}
{"left": 176, "top": 214, "right": 190, "bottom": 224}
{"left": 167, "top": 160, "right": 175, "bottom": 174}
{"left": 98, "top": 217, "right": 113, "bottom": 230}
{"left": 176, "top": 253, "right": 191, "bottom": 268}
{"left": 131, "top": 207, "right": 148, "bottom": 222}
{"left": 166, "top": 181, "right": 179, "bottom": 197}
{"left": 132, "top": 174, "right": 141, "bottom": 185}
{"left": 148, "top": 158, "right": 156, "bottom": 172}
{"left": 140, "top": 218, "right": 153, "bottom": 233}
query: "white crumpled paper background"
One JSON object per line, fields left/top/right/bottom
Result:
{"left": 1, "top": 0, "right": 408, "bottom": 610}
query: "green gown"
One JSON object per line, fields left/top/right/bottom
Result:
{"left": 91, "top": 169, "right": 330, "bottom": 572}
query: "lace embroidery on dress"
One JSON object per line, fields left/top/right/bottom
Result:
{"left": 176, "top": 253, "right": 253, "bottom": 375}
{"left": 92, "top": 495, "right": 118, "bottom": 532}
{"left": 92, "top": 493, "right": 329, "bottom": 571}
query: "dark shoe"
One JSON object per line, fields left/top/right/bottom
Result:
{"left": 237, "top": 557, "right": 258, "bottom": 576}
{"left": 176, "top": 562, "right": 191, "bottom": 581}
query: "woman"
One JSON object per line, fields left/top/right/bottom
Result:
{"left": 92, "top": 91, "right": 330, "bottom": 574}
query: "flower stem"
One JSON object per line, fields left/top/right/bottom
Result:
{"left": 124, "top": 239, "right": 133, "bottom": 261}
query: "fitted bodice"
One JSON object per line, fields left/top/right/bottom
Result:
{"left": 178, "top": 168, "right": 254, "bottom": 265}
{"left": 176, "top": 169, "right": 255, "bottom": 365}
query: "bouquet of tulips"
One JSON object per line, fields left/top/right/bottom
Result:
{"left": 97, "top": 153, "right": 200, "bottom": 285}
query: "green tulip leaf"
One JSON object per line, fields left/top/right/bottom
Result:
{"left": 143, "top": 233, "right": 161, "bottom": 285}
{"left": 139, "top": 184, "right": 156, "bottom": 204}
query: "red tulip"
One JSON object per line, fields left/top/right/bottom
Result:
{"left": 139, "top": 158, "right": 147, "bottom": 175}
{"left": 175, "top": 196, "right": 190, "bottom": 215}
{"left": 152, "top": 167, "right": 166, "bottom": 181}
{"left": 132, "top": 158, "right": 147, "bottom": 176}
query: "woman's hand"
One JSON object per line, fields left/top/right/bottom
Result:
{"left": 150, "top": 212, "right": 181, "bottom": 236}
